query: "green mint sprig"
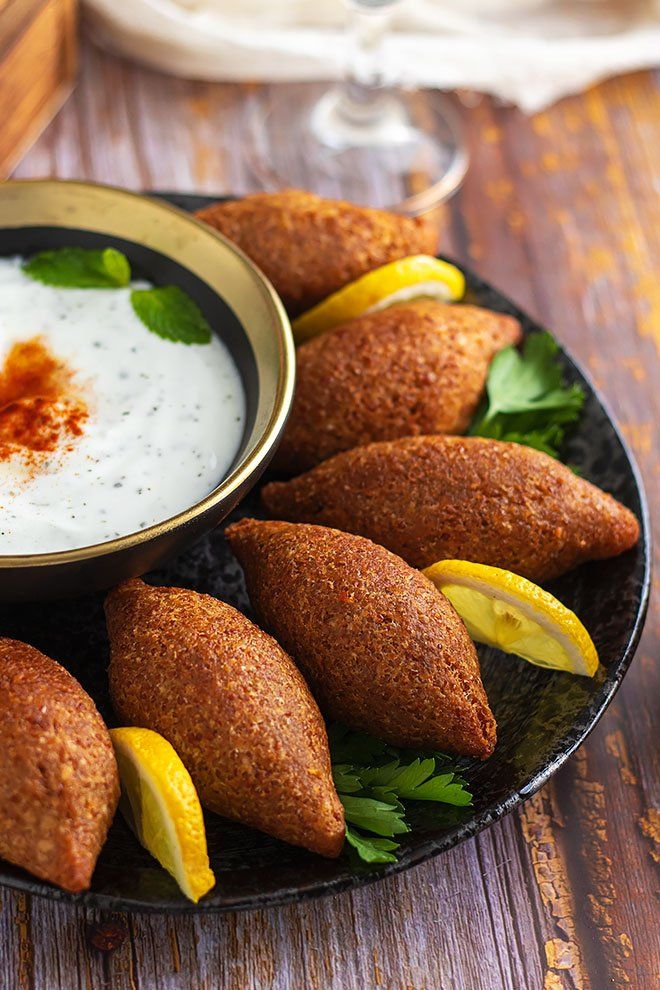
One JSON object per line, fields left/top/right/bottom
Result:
{"left": 130, "top": 286, "right": 211, "bottom": 345}
{"left": 330, "top": 725, "right": 472, "bottom": 865}
{"left": 23, "top": 247, "right": 130, "bottom": 288}
{"left": 469, "top": 331, "right": 585, "bottom": 459}
{"left": 22, "top": 246, "right": 211, "bottom": 345}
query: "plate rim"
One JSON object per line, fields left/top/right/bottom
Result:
{"left": 0, "top": 192, "right": 651, "bottom": 914}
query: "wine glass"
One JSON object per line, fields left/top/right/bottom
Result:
{"left": 245, "top": 0, "right": 468, "bottom": 215}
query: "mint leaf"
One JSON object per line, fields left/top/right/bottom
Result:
{"left": 131, "top": 286, "right": 212, "bottom": 345}
{"left": 469, "top": 331, "right": 585, "bottom": 459}
{"left": 103, "top": 249, "right": 131, "bottom": 287}
{"left": 23, "top": 247, "right": 131, "bottom": 288}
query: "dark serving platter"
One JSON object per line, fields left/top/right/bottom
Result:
{"left": 0, "top": 192, "right": 650, "bottom": 913}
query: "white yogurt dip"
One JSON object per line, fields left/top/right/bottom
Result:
{"left": 0, "top": 257, "right": 246, "bottom": 554}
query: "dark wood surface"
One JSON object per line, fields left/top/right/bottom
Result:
{"left": 4, "top": 40, "right": 659, "bottom": 990}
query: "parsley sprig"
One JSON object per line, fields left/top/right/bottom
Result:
{"left": 330, "top": 725, "right": 472, "bottom": 865}
{"left": 469, "top": 331, "right": 585, "bottom": 458}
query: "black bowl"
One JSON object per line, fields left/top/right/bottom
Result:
{"left": 0, "top": 192, "right": 649, "bottom": 912}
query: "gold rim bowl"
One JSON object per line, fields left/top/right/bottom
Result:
{"left": 0, "top": 180, "right": 295, "bottom": 601}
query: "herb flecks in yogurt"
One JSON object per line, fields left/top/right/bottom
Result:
{"left": 0, "top": 257, "right": 245, "bottom": 553}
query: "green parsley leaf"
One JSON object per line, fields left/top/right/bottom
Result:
{"left": 330, "top": 725, "right": 473, "bottom": 865}
{"left": 362, "top": 759, "right": 472, "bottom": 806}
{"left": 23, "top": 247, "right": 131, "bottom": 288}
{"left": 360, "top": 757, "right": 436, "bottom": 794}
{"left": 345, "top": 827, "right": 399, "bottom": 864}
{"left": 130, "top": 286, "right": 212, "bottom": 345}
{"left": 340, "top": 795, "right": 409, "bottom": 837}
{"left": 328, "top": 723, "right": 389, "bottom": 764}
{"left": 332, "top": 764, "right": 363, "bottom": 794}
{"left": 469, "top": 331, "right": 585, "bottom": 459}
{"left": 411, "top": 777, "right": 473, "bottom": 805}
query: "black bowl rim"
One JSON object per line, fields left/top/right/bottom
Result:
{"left": 0, "top": 199, "right": 651, "bottom": 914}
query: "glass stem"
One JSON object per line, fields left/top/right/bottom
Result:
{"left": 336, "top": 1, "right": 399, "bottom": 125}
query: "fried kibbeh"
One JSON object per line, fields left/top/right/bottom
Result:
{"left": 105, "top": 579, "right": 345, "bottom": 858}
{"left": 272, "top": 301, "right": 522, "bottom": 475}
{"left": 195, "top": 190, "right": 438, "bottom": 315}
{"left": 0, "top": 639, "right": 119, "bottom": 893}
{"left": 226, "top": 519, "right": 496, "bottom": 759}
{"left": 262, "top": 436, "right": 640, "bottom": 582}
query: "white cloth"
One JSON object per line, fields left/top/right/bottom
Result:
{"left": 84, "top": 0, "right": 660, "bottom": 112}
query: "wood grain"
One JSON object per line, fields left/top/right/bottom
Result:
{"left": 0, "top": 0, "right": 77, "bottom": 177}
{"left": 6, "top": 42, "right": 660, "bottom": 990}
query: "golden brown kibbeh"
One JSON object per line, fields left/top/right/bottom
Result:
{"left": 106, "top": 579, "right": 345, "bottom": 858}
{"left": 0, "top": 639, "right": 119, "bottom": 893}
{"left": 226, "top": 519, "right": 496, "bottom": 760}
{"left": 262, "top": 436, "right": 640, "bottom": 583}
{"left": 195, "top": 190, "right": 438, "bottom": 315}
{"left": 272, "top": 301, "right": 522, "bottom": 475}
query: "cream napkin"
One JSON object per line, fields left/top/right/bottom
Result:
{"left": 84, "top": 0, "right": 660, "bottom": 112}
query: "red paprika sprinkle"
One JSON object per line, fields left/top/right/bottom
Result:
{"left": 0, "top": 337, "right": 88, "bottom": 469}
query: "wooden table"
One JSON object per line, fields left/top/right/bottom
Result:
{"left": 3, "top": 41, "right": 659, "bottom": 990}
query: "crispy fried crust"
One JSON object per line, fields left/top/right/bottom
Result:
{"left": 272, "top": 301, "right": 522, "bottom": 475}
{"left": 195, "top": 190, "right": 438, "bottom": 315}
{"left": 0, "top": 639, "right": 119, "bottom": 893}
{"left": 262, "top": 436, "right": 640, "bottom": 582}
{"left": 105, "top": 580, "right": 345, "bottom": 858}
{"left": 226, "top": 519, "right": 496, "bottom": 759}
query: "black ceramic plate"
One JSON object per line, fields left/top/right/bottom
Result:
{"left": 0, "top": 193, "right": 650, "bottom": 913}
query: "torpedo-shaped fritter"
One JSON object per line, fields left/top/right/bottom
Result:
{"left": 272, "top": 301, "right": 522, "bottom": 475}
{"left": 226, "top": 519, "right": 496, "bottom": 760}
{"left": 0, "top": 639, "right": 119, "bottom": 893}
{"left": 105, "top": 579, "right": 345, "bottom": 857}
{"left": 196, "top": 190, "right": 438, "bottom": 315}
{"left": 262, "top": 436, "right": 640, "bottom": 582}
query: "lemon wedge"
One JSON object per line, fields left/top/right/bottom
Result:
{"left": 292, "top": 255, "right": 465, "bottom": 344}
{"left": 423, "top": 560, "right": 599, "bottom": 677}
{"left": 109, "top": 727, "right": 215, "bottom": 903}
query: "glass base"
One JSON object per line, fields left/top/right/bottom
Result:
{"left": 245, "top": 84, "right": 468, "bottom": 215}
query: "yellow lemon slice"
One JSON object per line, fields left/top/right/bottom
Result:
{"left": 110, "top": 727, "right": 215, "bottom": 903}
{"left": 292, "top": 255, "right": 465, "bottom": 344}
{"left": 423, "top": 560, "right": 599, "bottom": 677}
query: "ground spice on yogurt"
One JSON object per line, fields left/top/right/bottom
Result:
{"left": 0, "top": 337, "right": 88, "bottom": 470}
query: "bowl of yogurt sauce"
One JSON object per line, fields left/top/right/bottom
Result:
{"left": 0, "top": 180, "right": 294, "bottom": 600}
